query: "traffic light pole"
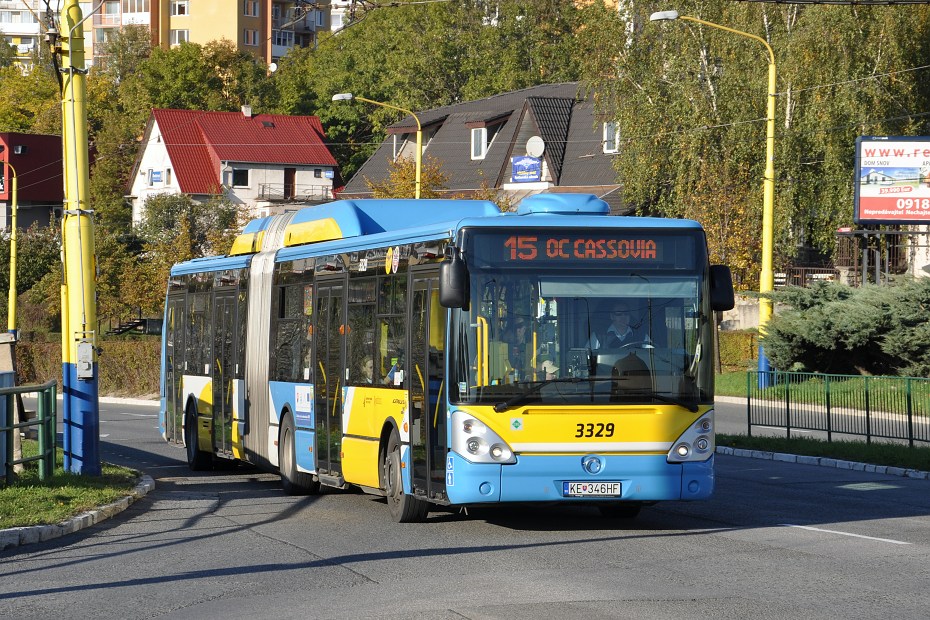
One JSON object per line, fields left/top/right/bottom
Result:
{"left": 56, "top": 0, "right": 100, "bottom": 475}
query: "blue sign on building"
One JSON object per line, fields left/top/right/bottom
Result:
{"left": 511, "top": 156, "right": 542, "bottom": 183}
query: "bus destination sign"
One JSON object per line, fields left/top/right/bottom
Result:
{"left": 504, "top": 234, "right": 659, "bottom": 262}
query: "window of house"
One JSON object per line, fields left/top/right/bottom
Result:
{"left": 314, "top": 169, "right": 322, "bottom": 178}
{"left": 471, "top": 128, "right": 487, "bottom": 160}
{"left": 170, "top": 29, "right": 189, "bottom": 46}
{"left": 165, "top": 168, "right": 172, "bottom": 186}
{"left": 272, "top": 4, "right": 281, "bottom": 19}
{"left": 232, "top": 169, "right": 249, "bottom": 187}
{"left": 273, "top": 29, "right": 294, "bottom": 47}
{"left": 392, "top": 134, "right": 407, "bottom": 161}
{"left": 603, "top": 121, "right": 619, "bottom": 154}
{"left": 171, "top": 1, "right": 189, "bottom": 16}
{"left": 471, "top": 124, "right": 501, "bottom": 161}
{"left": 122, "top": 0, "right": 150, "bottom": 12}
{"left": 316, "top": 10, "right": 324, "bottom": 27}
{"left": 244, "top": 29, "right": 258, "bottom": 46}
{"left": 243, "top": 0, "right": 259, "bottom": 17}
{"left": 146, "top": 169, "right": 155, "bottom": 187}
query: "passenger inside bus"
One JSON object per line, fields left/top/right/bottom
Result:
{"left": 359, "top": 355, "right": 373, "bottom": 384}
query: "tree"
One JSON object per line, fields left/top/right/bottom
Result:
{"left": 578, "top": 2, "right": 930, "bottom": 291}
{"left": 761, "top": 279, "right": 930, "bottom": 376}
{"left": 121, "top": 193, "right": 242, "bottom": 315}
{"left": 365, "top": 155, "right": 449, "bottom": 199}
{"left": 273, "top": 0, "right": 586, "bottom": 181}
{"left": 0, "top": 41, "right": 16, "bottom": 69}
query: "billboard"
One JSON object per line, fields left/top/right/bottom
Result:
{"left": 855, "top": 136, "right": 930, "bottom": 224}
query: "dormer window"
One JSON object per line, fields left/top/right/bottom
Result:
{"left": 603, "top": 121, "right": 619, "bottom": 154}
{"left": 471, "top": 128, "right": 488, "bottom": 160}
{"left": 468, "top": 115, "right": 507, "bottom": 161}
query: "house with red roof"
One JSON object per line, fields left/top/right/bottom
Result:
{"left": 127, "top": 106, "right": 339, "bottom": 224}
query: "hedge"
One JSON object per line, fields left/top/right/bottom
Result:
{"left": 14, "top": 338, "right": 160, "bottom": 398}
{"left": 11, "top": 331, "right": 757, "bottom": 398}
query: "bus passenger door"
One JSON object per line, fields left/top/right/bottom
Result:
{"left": 314, "top": 280, "right": 345, "bottom": 477}
{"left": 212, "top": 293, "right": 236, "bottom": 456}
{"left": 164, "top": 297, "right": 186, "bottom": 443}
{"left": 409, "top": 271, "right": 447, "bottom": 502}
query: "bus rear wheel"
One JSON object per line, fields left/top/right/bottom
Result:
{"left": 185, "top": 404, "right": 212, "bottom": 471}
{"left": 279, "top": 413, "right": 319, "bottom": 495}
{"left": 383, "top": 430, "right": 428, "bottom": 523}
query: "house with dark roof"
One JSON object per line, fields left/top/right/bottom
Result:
{"left": 128, "top": 106, "right": 339, "bottom": 223}
{"left": 0, "top": 132, "right": 64, "bottom": 229}
{"left": 341, "top": 83, "right": 624, "bottom": 212}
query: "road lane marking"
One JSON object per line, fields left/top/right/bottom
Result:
{"left": 117, "top": 412, "right": 158, "bottom": 418}
{"left": 781, "top": 523, "right": 910, "bottom": 545}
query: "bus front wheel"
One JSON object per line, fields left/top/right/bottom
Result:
{"left": 382, "top": 430, "right": 428, "bottom": 523}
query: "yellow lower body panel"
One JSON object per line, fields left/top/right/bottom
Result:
{"left": 342, "top": 436, "right": 381, "bottom": 489}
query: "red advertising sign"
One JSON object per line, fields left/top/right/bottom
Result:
{"left": 855, "top": 136, "right": 930, "bottom": 224}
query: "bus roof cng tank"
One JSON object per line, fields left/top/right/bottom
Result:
{"left": 516, "top": 193, "right": 610, "bottom": 216}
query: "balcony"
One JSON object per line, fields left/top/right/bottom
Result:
{"left": 258, "top": 183, "right": 334, "bottom": 203}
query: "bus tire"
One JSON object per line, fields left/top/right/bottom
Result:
{"left": 382, "top": 429, "right": 428, "bottom": 523}
{"left": 279, "top": 413, "right": 319, "bottom": 496}
{"left": 598, "top": 502, "right": 642, "bottom": 519}
{"left": 185, "top": 404, "right": 212, "bottom": 471}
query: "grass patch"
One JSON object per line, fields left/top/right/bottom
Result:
{"left": 0, "top": 440, "right": 139, "bottom": 529}
{"left": 716, "top": 371, "right": 749, "bottom": 397}
{"left": 718, "top": 433, "right": 930, "bottom": 472}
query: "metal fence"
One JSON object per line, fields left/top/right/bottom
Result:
{"left": 2, "top": 380, "right": 57, "bottom": 485}
{"left": 746, "top": 371, "right": 930, "bottom": 446}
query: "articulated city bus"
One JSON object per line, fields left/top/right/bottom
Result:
{"left": 160, "top": 193, "right": 734, "bottom": 521}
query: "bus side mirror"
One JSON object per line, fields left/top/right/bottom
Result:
{"left": 439, "top": 248, "right": 468, "bottom": 308}
{"left": 709, "top": 265, "right": 735, "bottom": 311}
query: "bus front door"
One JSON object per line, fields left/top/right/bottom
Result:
{"left": 212, "top": 293, "right": 236, "bottom": 456}
{"left": 164, "top": 296, "right": 186, "bottom": 443}
{"left": 314, "top": 281, "right": 345, "bottom": 478}
{"left": 409, "top": 272, "right": 448, "bottom": 502}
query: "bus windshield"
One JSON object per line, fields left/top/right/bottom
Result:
{"left": 448, "top": 230, "right": 715, "bottom": 409}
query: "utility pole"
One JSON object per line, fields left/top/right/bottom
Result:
{"left": 53, "top": 0, "right": 100, "bottom": 475}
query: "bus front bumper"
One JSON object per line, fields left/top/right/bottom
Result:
{"left": 444, "top": 452, "right": 714, "bottom": 505}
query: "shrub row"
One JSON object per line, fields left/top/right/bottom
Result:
{"left": 14, "top": 338, "right": 160, "bottom": 398}
{"left": 12, "top": 331, "right": 757, "bottom": 398}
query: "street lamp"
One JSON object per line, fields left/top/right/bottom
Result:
{"left": 332, "top": 93, "right": 422, "bottom": 199}
{"left": 0, "top": 153, "right": 18, "bottom": 337}
{"left": 650, "top": 10, "right": 777, "bottom": 384}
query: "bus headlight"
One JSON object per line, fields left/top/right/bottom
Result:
{"left": 452, "top": 410, "right": 516, "bottom": 464}
{"left": 667, "top": 411, "right": 715, "bottom": 463}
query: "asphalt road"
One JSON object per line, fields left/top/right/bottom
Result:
{"left": 1, "top": 399, "right": 929, "bottom": 619}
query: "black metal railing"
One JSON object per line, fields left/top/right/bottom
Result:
{"left": 257, "top": 184, "right": 333, "bottom": 202}
{"left": 746, "top": 371, "right": 930, "bottom": 446}
{"left": 2, "top": 380, "right": 57, "bottom": 484}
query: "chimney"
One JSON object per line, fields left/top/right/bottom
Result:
{"left": 242, "top": 105, "right": 253, "bottom": 118}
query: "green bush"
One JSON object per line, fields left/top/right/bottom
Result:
{"left": 718, "top": 330, "right": 757, "bottom": 372}
{"left": 761, "top": 278, "right": 930, "bottom": 376}
{"left": 14, "top": 337, "right": 160, "bottom": 397}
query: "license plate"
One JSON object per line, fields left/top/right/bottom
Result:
{"left": 563, "top": 481, "right": 622, "bottom": 497}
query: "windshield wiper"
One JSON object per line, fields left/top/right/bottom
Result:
{"left": 621, "top": 390, "right": 699, "bottom": 412}
{"left": 493, "top": 376, "right": 612, "bottom": 412}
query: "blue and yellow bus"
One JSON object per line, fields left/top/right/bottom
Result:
{"left": 160, "top": 193, "right": 734, "bottom": 521}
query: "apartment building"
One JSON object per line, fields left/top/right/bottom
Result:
{"left": 1, "top": 2, "right": 328, "bottom": 70}
{"left": 92, "top": 0, "right": 329, "bottom": 67}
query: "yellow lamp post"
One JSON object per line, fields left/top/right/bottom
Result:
{"left": 2, "top": 159, "right": 17, "bottom": 336}
{"left": 332, "top": 93, "right": 422, "bottom": 199}
{"left": 650, "top": 10, "right": 777, "bottom": 382}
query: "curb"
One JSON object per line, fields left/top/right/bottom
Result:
{"left": 716, "top": 446, "right": 930, "bottom": 480}
{"left": 0, "top": 474, "right": 155, "bottom": 552}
